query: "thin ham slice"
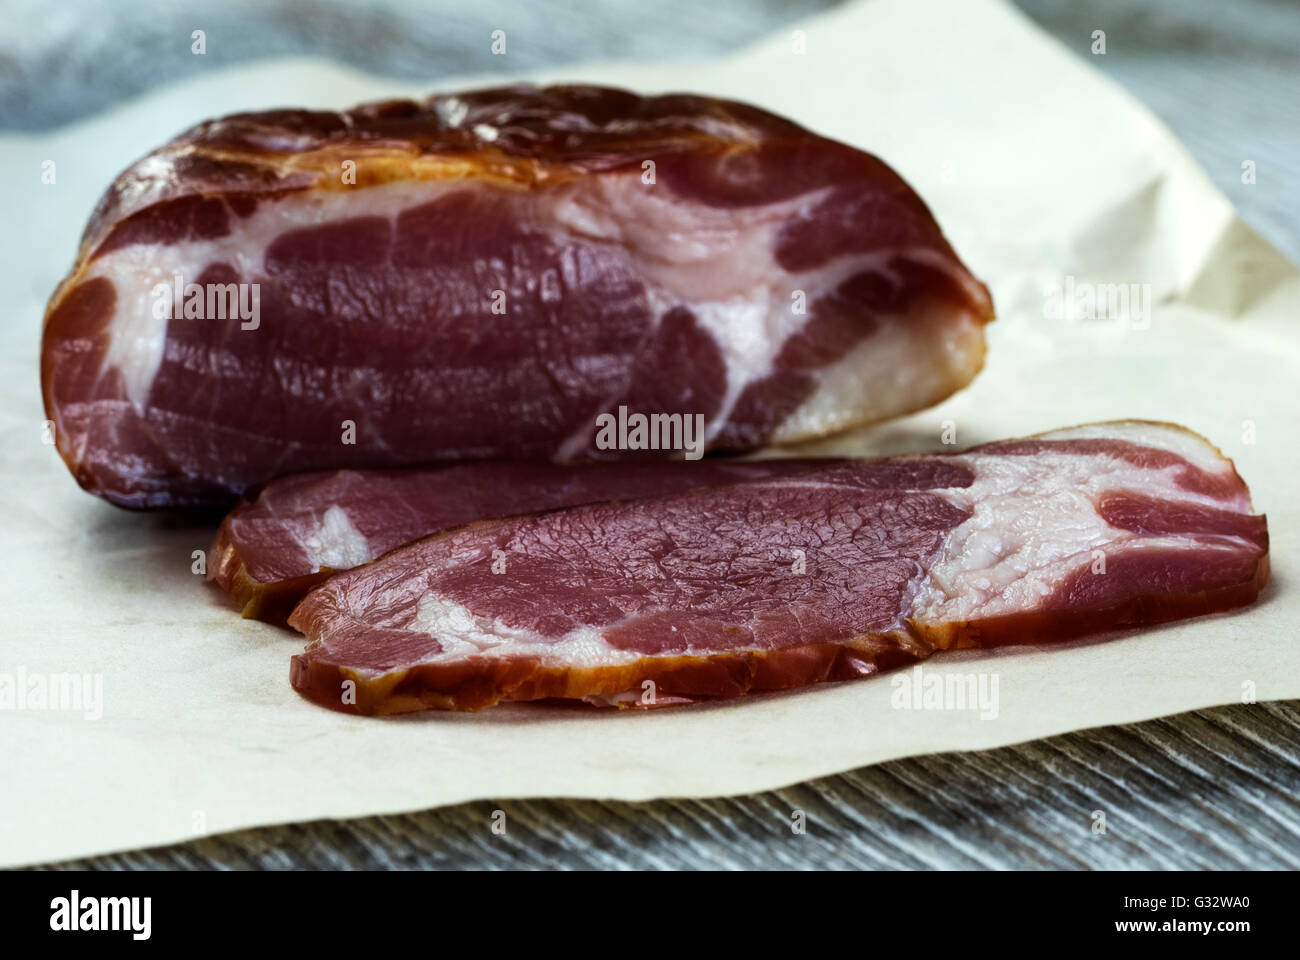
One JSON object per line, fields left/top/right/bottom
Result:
{"left": 41, "top": 84, "right": 993, "bottom": 508}
{"left": 287, "top": 421, "right": 1269, "bottom": 714}
{"left": 211, "top": 459, "right": 832, "bottom": 623}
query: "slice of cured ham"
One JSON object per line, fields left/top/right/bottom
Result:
{"left": 288, "top": 421, "right": 1269, "bottom": 714}
{"left": 41, "top": 84, "right": 993, "bottom": 508}
{"left": 211, "top": 458, "right": 831, "bottom": 623}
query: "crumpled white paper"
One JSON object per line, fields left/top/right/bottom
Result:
{"left": 1, "top": 0, "right": 1296, "bottom": 867}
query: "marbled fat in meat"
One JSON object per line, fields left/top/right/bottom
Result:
{"left": 41, "top": 85, "right": 994, "bottom": 508}
{"left": 288, "top": 421, "right": 1269, "bottom": 714}
{"left": 211, "top": 458, "right": 837, "bottom": 623}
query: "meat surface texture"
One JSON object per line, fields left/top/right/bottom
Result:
{"left": 41, "top": 84, "right": 993, "bottom": 508}
{"left": 212, "top": 458, "right": 832, "bottom": 623}
{"left": 288, "top": 421, "right": 1269, "bottom": 715}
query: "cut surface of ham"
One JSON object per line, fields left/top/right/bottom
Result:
{"left": 211, "top": 458, "right": 832, "bottom": 623}
{"left": 41, "top": 84, "right": 993, "bottom": 508}
{"left": 288, "top": 421, "right": 1269, "bottom": 714}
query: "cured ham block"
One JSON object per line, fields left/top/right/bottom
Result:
{"left": 41, "top": 84, "right": 993, "bottom": 508}
{"left": 288, "top": 421, "right": 1269, "bottom": 714}
{"left": 212, "top": 458, "right": 831, "bottom": 623}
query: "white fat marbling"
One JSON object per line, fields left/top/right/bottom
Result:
{"left": 88, "top": 170, "right": 986, "bottom": 457}
{"left": 300, "top": 504, "right": 371, "bottom": 572}
{"left": 911, "top": 423, "right": 1253, "bottom": 624}
{"left": 408, "top": 591, "right": 642, "bottom": 667}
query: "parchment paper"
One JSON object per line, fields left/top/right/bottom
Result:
{"left": 1, "top": 0, "right": 1297, "bottom": 868}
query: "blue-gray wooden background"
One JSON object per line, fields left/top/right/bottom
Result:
{"left": 5, "top": 0, "right": 1297, "bottom": 869}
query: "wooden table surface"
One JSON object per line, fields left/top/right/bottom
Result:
{"left": 17, "top": 0, "right": 1299, "bottom": 870}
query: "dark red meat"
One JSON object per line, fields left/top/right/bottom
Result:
{"left": 41, "top": 84, "right": 993, "bottom": 508}
{"left": 288, "top": 421, "right": 1269, "bottom": 714}
{"left": 211, "top": 458, "right": 834, "bottom": 623}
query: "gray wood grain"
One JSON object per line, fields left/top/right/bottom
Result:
{"left": 37, "top": 701, "right": 1300, "bottom": 870}
{"left": 1011, "top": 0, "right": 1300, "bottom": 264}
{"left": 14, "top": 0, "right": 1300, "bottom": 869}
